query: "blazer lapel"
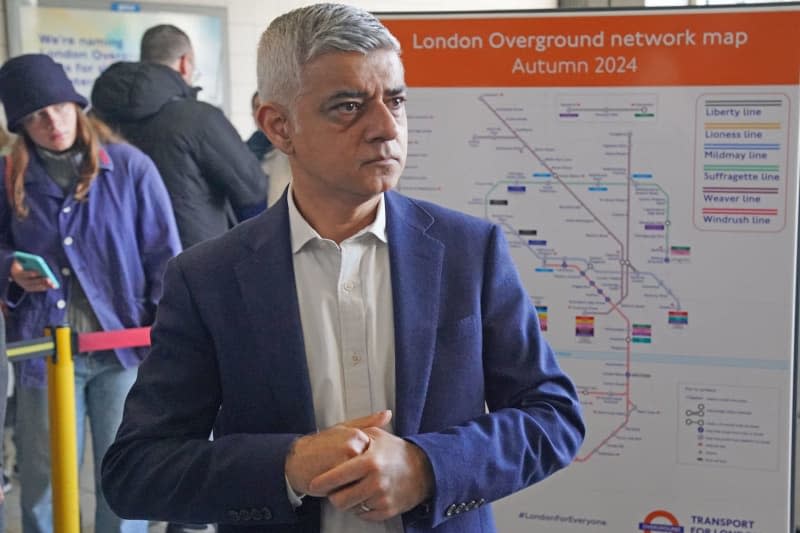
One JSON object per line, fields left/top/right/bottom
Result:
{"left": 386, "top": 192, "right": 444, "bottom": 436}
{"left": 234, "top": 198, "right": 316, "bottom": 434}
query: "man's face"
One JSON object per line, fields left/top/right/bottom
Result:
{"left": 285, "top": 49, "right": 407, "bottom": 206}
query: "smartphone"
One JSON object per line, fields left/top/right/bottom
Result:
{"left": 13, "top": 251, "right": 61, "bottom": 289}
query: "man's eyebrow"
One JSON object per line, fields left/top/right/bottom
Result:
{"left": 325, "top": 86, "right": 407, "bottom": 102}
{"left": 326, "top": 90, "right": 367, "bottom": 101}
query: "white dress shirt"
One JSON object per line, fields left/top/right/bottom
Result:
{"left": 288, "top": 188, "right": 403, "bottom": 533}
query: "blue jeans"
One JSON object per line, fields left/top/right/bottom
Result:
{"left": 15, "top": 352, "right": 147, "bottom": 533}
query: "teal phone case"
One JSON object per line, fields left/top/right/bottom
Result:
{"left": 13, "top": 251, "right": 61, "bottom": 289}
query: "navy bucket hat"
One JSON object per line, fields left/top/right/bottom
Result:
{"left": 0, "top": 54, "right": 88, "bottom": 133}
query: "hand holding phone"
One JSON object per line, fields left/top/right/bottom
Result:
{"left": 12, "top": 251, "right": 60, "bottom": 291}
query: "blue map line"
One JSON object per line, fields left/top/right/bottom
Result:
{"left": 703, "top": 144, "right": 780, "bottom": 150}
{"left": 703, "top": 143, "right": 781, "bottom": 150}
{"left": 497, "top": 220, "right": 683, "bottom": 310}
{"left": 557, "top": 350, "right": 789, "bottom": 370}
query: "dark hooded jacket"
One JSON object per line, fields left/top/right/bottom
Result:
{"left": 91, "top": 62, "right": 266, "bottom": 249}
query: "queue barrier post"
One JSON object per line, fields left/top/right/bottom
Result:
{"left": 6, "top": 325, "right": 151, "bottom": 532}
{"left": 47, "top": 325, "right": 80, "bottom": 533}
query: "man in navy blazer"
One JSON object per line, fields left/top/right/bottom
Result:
{"left": 101, "top": 4, "right": 585, "bottom": 532}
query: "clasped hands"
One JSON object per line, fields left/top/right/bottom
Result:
{"left": 284, "top": 410, "right": 433, "bottom": 522}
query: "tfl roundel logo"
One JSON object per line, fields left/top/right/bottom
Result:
{"left": 638, "top": 509, "right": 684, "bottom": 533}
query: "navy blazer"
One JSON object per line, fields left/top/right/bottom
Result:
{"left": 102, "top": 191, "right": 585, "bottom": 532}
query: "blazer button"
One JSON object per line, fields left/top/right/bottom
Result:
{"left": 251, "top": 508, "right": 263, "bottom": 521}
{"left": 263, "top": 507, "right": 272, "bottom": 520}
{"left": 446, "top": 503, "right": 457, "bottom": 517}
{"left": 239, "top": 509, "right": 251, "bottom": 521}
{"left": 227, "top": 510, "right": 240, "bottom": 521}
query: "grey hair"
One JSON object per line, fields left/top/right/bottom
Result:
{"left": 256, "top": 3, "right": 401, "bottom": 107}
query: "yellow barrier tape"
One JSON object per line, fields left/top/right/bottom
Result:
{"left": 7, "top": 341, "right": 55, "bottom": 359}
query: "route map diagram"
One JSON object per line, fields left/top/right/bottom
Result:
{"left": 397, "top": 86, "right": 797, "bottom": 532}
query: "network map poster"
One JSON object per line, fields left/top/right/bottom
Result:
{"left": 383, "top": 6, "right": 800, "bottom": 533}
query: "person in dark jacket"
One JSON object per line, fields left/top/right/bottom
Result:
{"left": 99, "top": 5, "right": 584, "bottom": 532}
{"left": 245, "top": 91, "right": 273, "bottom": 163}
{"left": 246, "top": 91, "right": 292, "bottom": 207}
{"left": 91, "top": 24, "right": 267, "bottom": 249}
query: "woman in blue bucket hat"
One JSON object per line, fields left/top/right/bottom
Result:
{"left": 0, "top": 53, "right": 181, "bottom": 533}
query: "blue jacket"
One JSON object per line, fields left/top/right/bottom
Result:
{"left": 0, "top": 142, "right": 182, "bottom": 386}
{"left": 102, "top": 190, "right": 585, "bottom": 532}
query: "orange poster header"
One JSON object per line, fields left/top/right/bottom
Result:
{"left": 381, "top": 9, "right": 800, "bottom": 87}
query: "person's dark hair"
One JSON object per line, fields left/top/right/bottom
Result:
{"left": 140, "top": 24, "right": 192, "bottom": 65}
{"left": 7, "top": 107, "right": 120, "bottom": 219}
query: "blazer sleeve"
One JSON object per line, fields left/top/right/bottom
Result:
{"left": 101, "top": 257, "right": 306, "bottom": 526}
{"left": 404, "top": 224, "right": 585, "bottom": 528}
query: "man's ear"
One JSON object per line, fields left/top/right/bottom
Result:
{"left": 178, "top": 54, "right": 192, "bottom": 79}
{"left": 258, "top": 103, "right": 294, "bottom": 156}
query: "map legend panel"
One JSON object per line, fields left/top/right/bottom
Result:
{"left": 678, "top": 384, "right": 779, "bottom": 470}
{"left": 694, "top": 94, "right": 790, "bottom": 232}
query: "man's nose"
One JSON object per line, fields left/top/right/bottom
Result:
{"left": 365, "top": 101, "right": 400, "bottom": 142}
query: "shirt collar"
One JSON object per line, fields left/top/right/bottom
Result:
{"left": 287, "top": 185, "right": 388, "bottom": 254}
